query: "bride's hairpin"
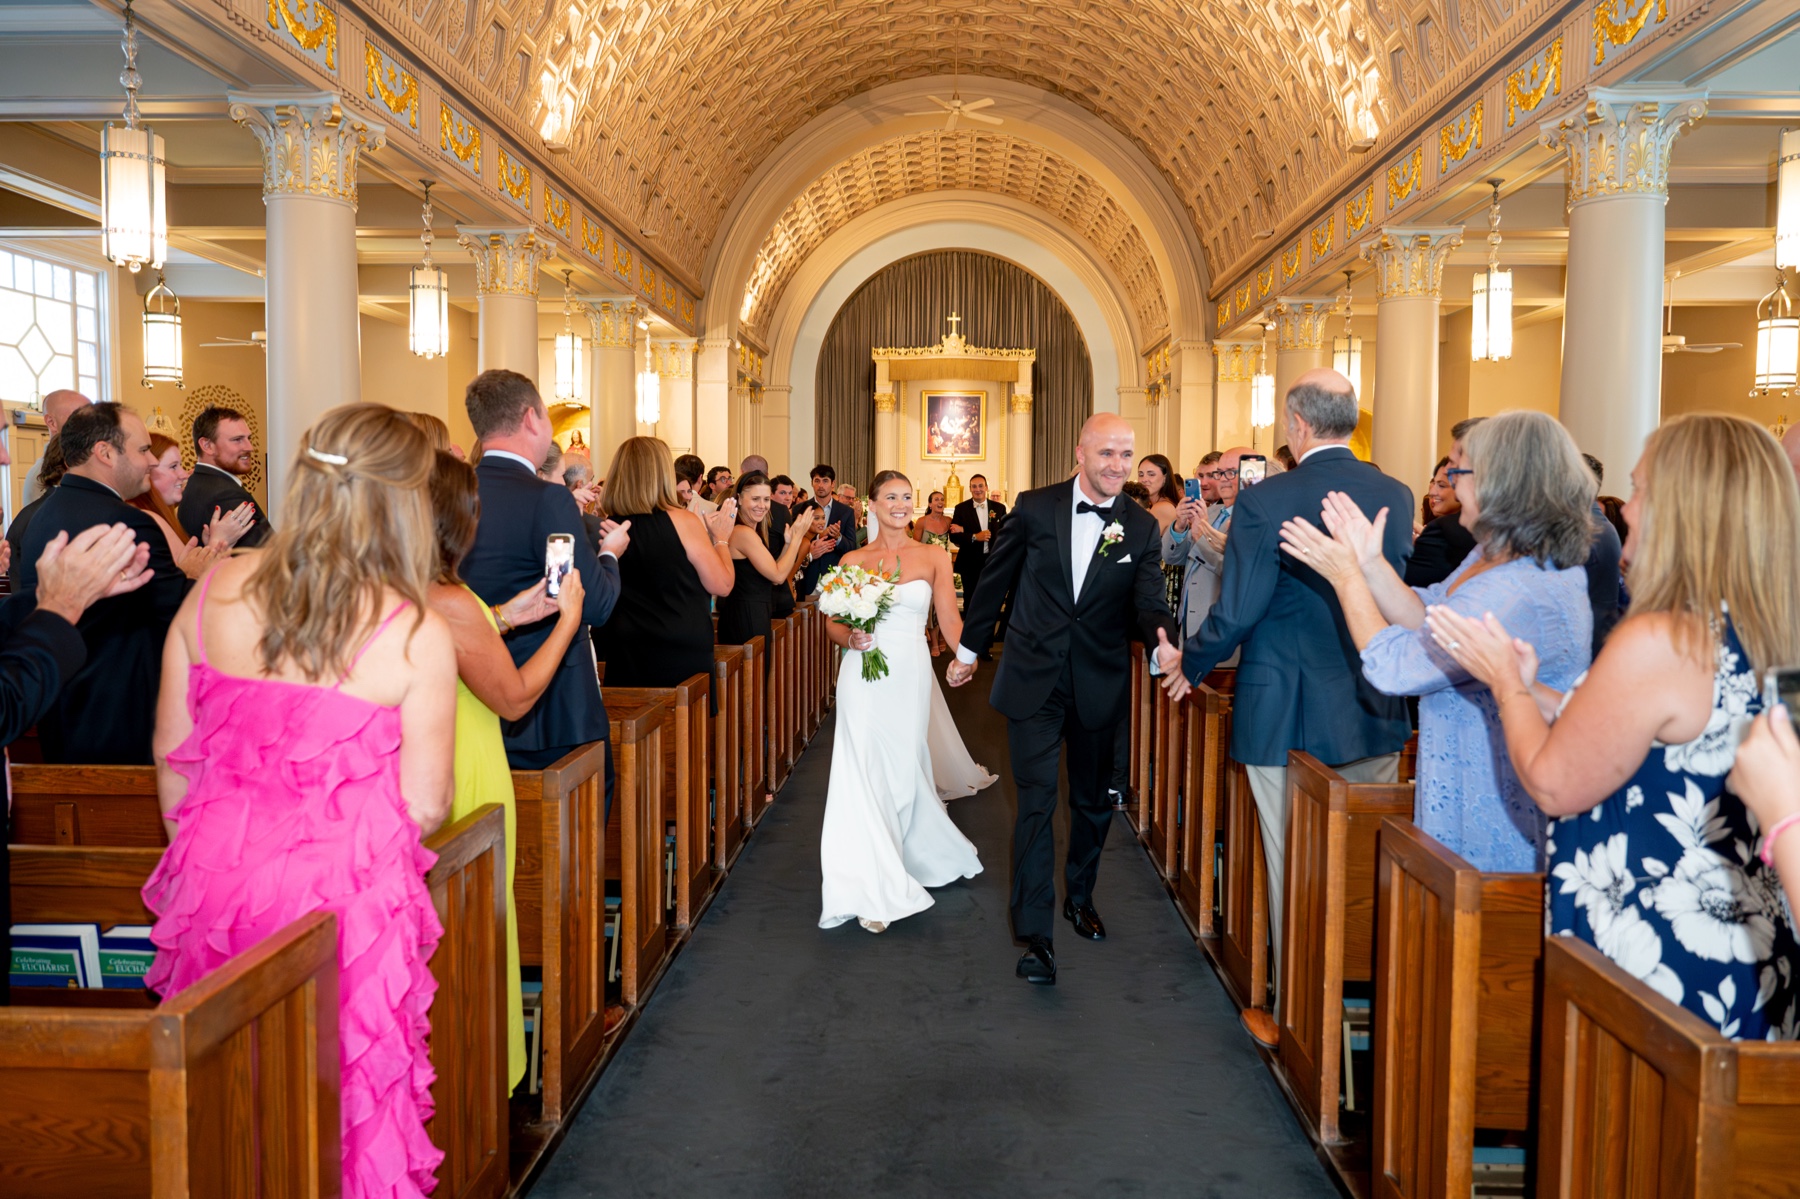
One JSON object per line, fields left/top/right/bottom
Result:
{"left": 306, "top": 446, "right": 349, "bottom": 466}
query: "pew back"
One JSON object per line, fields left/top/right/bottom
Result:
{"left": 10, "top": 765, "right": 164, "bottom": 847}
{"left": 742, "top": 635, "right": 769, "bottom": 825}
{"left": 601, "top": 674, "right": 716, "bottom": 928}
{"left": 712, "top": 645, "right": 747, "bottom": 868}
{"left": 1176, "top": 675, "right": 1231, "bottom": 938}
{"left": 611, "top": 699, "right": 670, "bottom": 1007}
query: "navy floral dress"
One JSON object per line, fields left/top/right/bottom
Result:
{"left": 1547, "top": 613, "right": 1798, "bottom": 1040}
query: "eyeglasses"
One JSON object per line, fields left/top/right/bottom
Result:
{"left": 1203, "top": 469, "right": 1234, "bottom": 480}
{"left": 1445, "top": 468, "right": 1473, "bottom": 484}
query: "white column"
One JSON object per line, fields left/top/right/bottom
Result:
{"left": 694, "top": 337, "right": 731, "bottom": 468}
{"left": 586, "top": 299, "right": 637, "bottom": 467}
{"left": 1542, "top": 86, "right": 1707, "bottom": 477}
{"left": 655, "top": 340, "right": 695, "bottom": 450}
{"left": 1360, "top": 227, "right": 1463, "bottom": 495}
{"left": 230, "top": 91, "right": 383, "bottom": 522}
{"left": 1266, "top": 296, "right": 1336, "bottom": 436}
{"left": 762, "top": 383, "right": 792, "bottom": 472}
{"left": 1008, "top": 389, "right": 1033, "bottom": 495}
{"left": 872, "top": 388, "right": 899, "bottom": 471}
{"left": 1211, "top": 341, "right": 1259, "bottom": 451}
{"left": 456, "top": 226, "right": 553, "bottom": 380}
{"left": 1172, "top": 338, "right": 1214, "bottom": 469}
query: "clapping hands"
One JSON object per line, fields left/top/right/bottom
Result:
{"left": 204, "top": 502, "right": 257, "bottom": 549}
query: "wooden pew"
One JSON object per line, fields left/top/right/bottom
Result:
{"left": 741, "top": 635, "right": 771, "bottom": 827}
{"left": 510, "top": 742, "right": 608, "bottom": 1128}
{"left": 1276, "top": 751, "right": 1414, "bottom": 1145}
{"left": 1215, "top": 733, "right": 1268, "bottom": 1014}
{"left": 1536, "top": 936, "right": 1800, "bottom": 1198}
{"left": 712, "top": 645, "right": 748, "bottom": 869}
{"left": 769, "top": 615, "right": 797, "bottom": 793}
{"left": 9, "top": 765, "right": 164, "bottom": 847}
{"left": 1141, "top": 678, "right": 1184, "bottom": 881}
{"left": 796, "top": 602, "right": 820, "bottom": 741}
{"left": 0, "top": 909, "right": 341, "bottom": 1197}
{"left": 1127, "top": 662, "right": 1152, "bottom": 833}
{"left": 1176, "top": 673, "right": 1232, "bottom": 938}
{"left": 601, "top": 673, "right": 717, "bottom": 929}
{"left": 421, "top": 804, "right": 510, "bottom": 1199}
{"left": 608, "top": 698, "right": 671, "bottom": 1008}
{"left": 1372, "top": 820, "right": 1544, "bottom": 1199}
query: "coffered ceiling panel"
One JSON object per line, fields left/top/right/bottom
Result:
{"left": 370, "top": 0, "right": 1537, "bottom": 293}
{"left": 740, "top": 129, "right": 1169, "bottom": 345}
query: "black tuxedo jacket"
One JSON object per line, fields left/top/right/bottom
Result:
{"left": 1403, "top": 511, "right": 1478, "bottom": 589}
{"left": 796, "top": 499, "right": 857, "bottom": 597}
{"left": 178, "top": 463, "right": 271, "bottom": 547}
{"left": 461, "top": 456, "right": 622, "bottom": 756}
{"left": 960, "top": 479, "right": 1174, "bottom": 730}
{"left": 1181, "top": 446, "right": 1413, "bottom": 767}
{"left": 948, "top": 498, "right": 1007, "bottom": 569}
{"left": 14, "top": 474, "right": 190, "bottom": 763}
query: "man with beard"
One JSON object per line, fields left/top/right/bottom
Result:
{"left": 178, "top": 406, "right": 272, "bottom": 548}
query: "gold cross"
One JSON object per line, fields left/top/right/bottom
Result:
{"left": 946, "top": 311, "right": 962, "bottom": 335}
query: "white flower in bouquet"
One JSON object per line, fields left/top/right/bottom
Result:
{"left": 817, "top": 563, "right": 901, "bottom": 681}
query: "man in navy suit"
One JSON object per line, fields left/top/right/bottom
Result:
{"left": 794, "top": 463, "right": 856, "bottom": 598}
{"left": 1176, "top": 369, "right": 1413, "bottom": 1044}
{"left": 459, "top": 370, "right": 627, "bottom": 780}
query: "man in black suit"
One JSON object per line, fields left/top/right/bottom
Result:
{"left": 1176, "top": 369, "right": 1413, "bottom": 1045}
{"left": 458, "top": 370, "right": 627, "bottom": 779}
{"left": 795, "top": 463, "right": 856, "bottom": 598}
{"left": 948, "top": 475, "right": 1007, "bottom": 635}
{"left": 947, "top": 414, "right": 1180, "bottom": 985}
{"left": 15, "top": 403, "right": 190, "bottom": 764}
{"left": 177, "top": 405, "right": 271, "bottom": 548}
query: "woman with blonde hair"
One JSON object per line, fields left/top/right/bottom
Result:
{"left": 1431, "top": 413, "right": 1800, "bottom": 1040}
{"left": 591, "top": 435, "right": 738, "bottom": 690}
{"left": 143, "top": 403, "right": 459, "bottom": 1194}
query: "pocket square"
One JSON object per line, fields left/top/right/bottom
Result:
{"left": 1120, "top": 554, "right": 1132, "bottom": 564}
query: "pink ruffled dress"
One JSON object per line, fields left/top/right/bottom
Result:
{"left": 143, "top": 579, "right": 444, "bottom": 1197}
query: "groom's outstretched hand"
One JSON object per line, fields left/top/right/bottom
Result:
{"left": 1155, "top": 629, "right": 1191, "bottom": 701}
{"left": 945, "top": 657, "right": 976, "bottom": 688}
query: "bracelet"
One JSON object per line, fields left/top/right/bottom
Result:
{"left": 1760, "top": 811, "right": 1800, "bottom": 867}
{"left": 492, "top": 606, "right": 512, "bottom": 635}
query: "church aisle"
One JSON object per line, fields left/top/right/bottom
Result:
{"left": 532, "top": 661, "right": 1339, "bottom": 1198}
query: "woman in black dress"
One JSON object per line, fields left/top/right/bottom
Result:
{"left": 592, "top": 437, "right": 737, "bottom": 688}
{"left": 716, "top": 471, "right": 828, "bottom": 648}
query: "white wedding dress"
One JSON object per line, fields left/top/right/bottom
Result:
{"left": 819, "top": 579, "right": 990, "bottom": 929}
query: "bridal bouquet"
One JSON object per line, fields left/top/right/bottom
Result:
{"left": 817, "top": 563, "right": 901, "bottom": 681}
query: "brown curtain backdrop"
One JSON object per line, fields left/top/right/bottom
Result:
{"left": 815, "top": 250, "right": 1092, "bottom": 493}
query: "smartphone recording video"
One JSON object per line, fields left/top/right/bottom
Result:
{"left": 1184, "top": 477, "right": 1202, "bottom": 503}
{"left": 545, "top": 533, "right": 575, "bottom": 598}
{"left": 1238, "top": 454, "right": 1268, "bottom": 488}
{"left": 1766, "top": 667, "right": 1800, "bottom": 737}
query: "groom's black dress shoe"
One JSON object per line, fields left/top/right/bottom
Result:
{"left": 1016, "top": 937, "right": 1056, "bottom": 985}
{"left": 1064, "top": 899, "right": 1106, "bottom": 941}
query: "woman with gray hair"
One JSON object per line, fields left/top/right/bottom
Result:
{"left": 1276, "top": 410, "right": 1594, "bottom": 871}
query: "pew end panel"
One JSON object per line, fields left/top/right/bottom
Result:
{"left": 1179, "top": 674, "right": 1234, "bottom": 941}
{"left": 742, "top": 636, "right": 769, "bottom": 825}
{"left": 610, "top": 699, "right": 671, "bottom": 1009}
{"left": 712, "top": 645, "right": 748, "bottom": 869}
{"left": 601, "top": 674, "right": 717, "bottom": 929}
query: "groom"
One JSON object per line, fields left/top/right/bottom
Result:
{"left": 947, "top": 413, "right": 1182, "bottom": 984}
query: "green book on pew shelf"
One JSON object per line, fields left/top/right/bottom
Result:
{"left": 98, "top": 925, "right": 157, "bottom": 989}
{"left": 10, "top": 923, "right": 101, "bottom": 989}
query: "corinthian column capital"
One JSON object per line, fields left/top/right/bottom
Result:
{"left": 1539, "top": 86, "right": 1708, "bottom": 210}
{"left": 457, "top": 226, "right": 554, "bottom": 298}
{"left": 1360, "top": 227, "right": 1465, "bottom": 300}
{"left": 229, "top": 90, "right": 385, "bottom": 209}
{"left": 1212, "top": 340, "right": 1260, "bottom": 382}
{"left": 586, "top": 299, "right": 639, "bottom": 347}
{"left": 1263, "top": 296, "right": 1337, "bottom": 351}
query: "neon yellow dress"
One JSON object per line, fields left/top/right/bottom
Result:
{"left": 450, "top": 586, "right": 527, "bottom": 1091}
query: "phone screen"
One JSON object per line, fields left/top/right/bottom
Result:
{"left": 545, "top": 534, "right": 575, "bottom": 598}
{"left": 1766, "top": 667, "right": 1800, "bottom": 737}
{"left": 1238, "top": 455, "right": 1268, "bottom": 488}
{"left": 1185, "top": 478, "right": 1202, "bottom": 503}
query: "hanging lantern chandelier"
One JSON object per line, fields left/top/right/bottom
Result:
{"left": 1471, "top": 178, "right": 1514, "bottom": 362}
{"left": 636, "top": 328, "right": 661, "bottom": 426}
{"left": 553, "top": 270, "right": 586, "bottom": 404}
{"left": 1249, "top": 323, "right": 1275, "bottom": 446}
{"left": 1754, "top": 270, "right": 1798, "bottom": 397}
{"left": 1331, "top": 269, "right": 1362, "bottom": 391}
{"left": 100, "top": 0, "right": 168, "bottom": 274}
{"left": 141, "top": 270, "right": 183, "bottom": 388}
{"left": 1777, "top": 128, "right": 1798, "bottom": 272}
{"left": 409, "top": 181, "right": 450, "bottom": 359}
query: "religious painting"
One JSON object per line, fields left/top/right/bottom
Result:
{"left": 921, "top": 390, "right": 986, "bottom": 459}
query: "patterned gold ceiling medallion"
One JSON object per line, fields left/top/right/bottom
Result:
{"left": 1346, "top": 184, "right": 1375, "bottom": 234}
{"left": 612, "top": 243, "right": 631, "bottom": 280}
{"left": 1216, "top": 300, "right": 1231, "bottom": 328}
{"left": 267, "top": 0, "right": 336, "bottom": 70}
{"left": 580, "top": 215, "right": 604, "bottom": 259}
{"left": 497, "top": 147, "right": 531, "bottom": 210}
{"left": 1593, "top": 0, "right": 1666, "bottom": 66}
{"left": 1387, "top": 147, "right": 1423, "bottom": 208}
{"left": 1506, "top": 38, "right": 1564, "bottom": 127}
{"left": 1235, "top": 282, "right": 1252, "bottom": 311}
{"left": 1310, "top": 217, "right": 1335, "bottom": 263}
{"left": 439, "top": 102, "right": 480, "bottom": 174}
{"left": 1282, "top": 244, "right": 1302, "bottom": 280}
{"left": 543, "top": 186, "right": 571, "bottom": 235}
{"left": 1256, "top": 264, "right": 1274, "bottom": 299}
{"left": 364, "top": 44, "right": 417, "bottom": 128}
{"left": 1440, "top": 101, "right": 1484, "bottom": 174}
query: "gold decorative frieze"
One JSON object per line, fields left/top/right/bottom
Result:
{"left": 364, "top": 44, "right": 417, "bottom": 129}
{"left": 1360, "top": 227, "right": 1464, "bottom": 299}
{"left": 1216, "top": 300, "right": 1231, "bottom": 328}
{"left": 267, "top": 0, "right": 336, "bottom": 71}
{"left": 1310, "top": 217, "right": 1334, "bottom": 263}
{"left": 497, "top": 147, "right": 531, "bottom": 211}
{"left": 681, "top": 297, "right": 695, "bottom": 326}
{"left": 1212, "top": 341, "right": 1259, "bottom": 383}
{"left": 1256, "top": 264, "right": 1274, "bottom": 299}
{"left": 1346, "top": 184, "right": 1374, "bottom": 234}
{"left": 1439, "top": 101, "right": 1483, "bottom": 174}
{"left": 1235, "top": 282, "right": 1252, "bottom": 311}
{"left": 588, "top": 300, "right": 637, "bottom": 348}
{"left": 457, "top": 226, "right": 554, "bottom": 297}
{"left": 581, "top": 215, "right": 604, "bottom": 259}
{"left": 612, "top": 243, "right": 632, "bottom": 280}
{"left": 663, "top": 280, "right": 677, "bottom": 310}
{"left": 439, "top": 102, "right": 480, "bottom": 174}
{"left": 544, "top": 186, "right": 571, "bottom": 236}
{"left": 640, "top": 262, "right": 657, "bottom": 297}
{"left": 1593, "top": 0, "right": 1666, "bottom": 67}
{"left": 1540, "top": 87, "right": 1707, "bottom": 210}
{"left": 1387, "top": 147, "right": 1423, "bottom": 208}
{"left": 1506, "top": 38, "right": 1564, "bottom": 127}
{"left": 229, "top": 93, "right": 385, "bottom": 209}
{"left": 1281, "top": 243, "right": 1301, "bottom": 281}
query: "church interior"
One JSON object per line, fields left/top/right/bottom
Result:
{"left": 2, "top": 0, "right": 1799, "bottom": 1194}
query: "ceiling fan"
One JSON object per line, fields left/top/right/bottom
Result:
{"left": 904, "top": 15, "right": 1001, "bottom": 130}
{"left": 200, "top": 330, "right": 266, "bottom": 350}
{"left": 1661, "top": 273, "right": 1740, "bottom": 355}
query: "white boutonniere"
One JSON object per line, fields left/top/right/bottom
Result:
{"left": 1097, "top": 520, "right": 1126, "bottom": 557}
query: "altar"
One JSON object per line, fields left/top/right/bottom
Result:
{"left": 871, "top": 315, "right": 1036, "bottom": 506}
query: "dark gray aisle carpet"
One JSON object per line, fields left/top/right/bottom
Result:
{"left": 531, "top": 658, "right": 1339, "bottom": 1199}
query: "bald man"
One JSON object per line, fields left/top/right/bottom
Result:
{"left": 22, "top": 389, "right": 92, "bottom": 505}
{"left": 946, "top": 412, "right": 1179, "bottom": 985}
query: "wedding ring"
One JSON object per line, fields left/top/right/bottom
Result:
{"left": 1448, "top": 639, "right": 1461, "bottom": 652}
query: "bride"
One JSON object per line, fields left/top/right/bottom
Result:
{"left": 819, "top": 470, "right": 996, "bottom": 934}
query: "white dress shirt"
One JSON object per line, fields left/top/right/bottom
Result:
{"left": 1068, "top": 483, "right": 1114, "bottom": 601}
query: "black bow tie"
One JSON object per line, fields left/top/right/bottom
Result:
{"left": 1076, "top": 501, "right": 1113, "bottom": 516}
